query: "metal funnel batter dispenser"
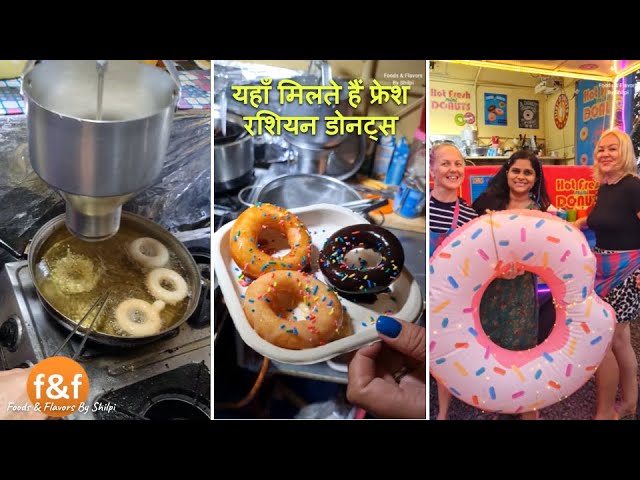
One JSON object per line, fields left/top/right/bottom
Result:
{"left": 22, "top": 60, "right": 180, "bottom": 241}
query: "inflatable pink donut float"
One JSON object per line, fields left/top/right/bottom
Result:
{"left": 429, "top": 209, "right": 616, "bottom": 414}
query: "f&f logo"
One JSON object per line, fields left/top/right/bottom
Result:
{"left": 26, "top": 357, "right": 90, "bottom": 417}
{"left": 33, "top": 373, "right": 84, "bottom": 400}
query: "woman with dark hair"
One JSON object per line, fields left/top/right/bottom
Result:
{"left": 471, "top": 150, "right": 551, "bottom": 420}
{"left": 472, "top": 150, "right": 551, "bottom": 214}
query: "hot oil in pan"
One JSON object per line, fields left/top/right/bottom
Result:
{"left": 33, "top": 224, "right": 191, "bottom": 336}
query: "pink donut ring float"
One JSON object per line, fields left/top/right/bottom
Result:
{"left": 430, "top": 209, "right": 616, "bottom": 414}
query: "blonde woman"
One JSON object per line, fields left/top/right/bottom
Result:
{"left": 576, "top": 129, "right": 640, "bottom": 420}
{"left": 429, "top": 143, "right": 477, "bottom": 419}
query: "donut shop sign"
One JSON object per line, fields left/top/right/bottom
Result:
{"left": 575, "top": 80, "right": 613, "bottom": 166}
{"left": 554, "top": 93, "right": 569, "bottom": 130}
{"left": 430, "top": 81, "right": 475, "bottom": 132}
{"left": 430, "top": 87, "right": 472, "bottom": 111}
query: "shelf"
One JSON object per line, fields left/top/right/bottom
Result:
{"left": 464, "top": 156, "right": 564, "bottom": 160}
{"left": 464, "top": 156, "right": 570, "bottom": 165}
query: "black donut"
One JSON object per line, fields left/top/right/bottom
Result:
{"left": 319, "top": 224, "right": 404, "bottom": 295}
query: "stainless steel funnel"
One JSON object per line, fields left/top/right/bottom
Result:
{"left": 22, "top": 60, "right": 180, "bottom": 241}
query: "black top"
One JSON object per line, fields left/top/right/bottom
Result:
{"left": 587, "top": 175, "right": 640, "bottom": 250}
{"left": 429, "top": 197, "right": 478, "bottom": 233}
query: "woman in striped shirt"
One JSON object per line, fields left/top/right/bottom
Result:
{"left": 429, "top": 143, "right": 477, "bottom": 419}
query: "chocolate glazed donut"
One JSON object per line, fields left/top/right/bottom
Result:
{"left": 319, "top": 224, "right": 404, "bottom": 295}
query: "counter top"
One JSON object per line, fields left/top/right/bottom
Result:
{"left": 465, "top": 156, "right": 571, "bottom": 166}
{"left": 465, "top": 156, "right": 566, "bottom": 161}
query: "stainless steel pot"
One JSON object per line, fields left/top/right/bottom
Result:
{"left": 289, "top": 132, "right": 365, "bottom": 179}
{"left": 27, "top": 212, "right": 202, "bottom": 347}
{"left": 213, "top": 113, "right": 254, "bottom": 191}
{"left": 241, "top": 173, "right": 361, "bottom": 209}
{"left": 22, "top": 60, "right": 181, "bottom": 241}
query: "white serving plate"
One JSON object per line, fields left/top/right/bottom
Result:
{"left": 212, "top": 204, "right": 424, "bottom": 364}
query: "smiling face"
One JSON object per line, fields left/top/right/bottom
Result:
{"left": 430, "top": 145, "right": 464, "bottom": 192}
{"left": 596, "top": 133, "right": 622, "bottom": 180}
{"left": 507, "top": 158, "right": 536, "bottom": 196}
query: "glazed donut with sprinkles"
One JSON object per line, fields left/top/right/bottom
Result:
{"left": 230, "top": 203, "right": 313, "bottom": 279}
{"left": 243, "top": 270, "right": 343, "bottom": 350}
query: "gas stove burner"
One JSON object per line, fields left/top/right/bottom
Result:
{"left": 213, "top": 280, "right": 228, "bottom": 344}
{"left": 0, "top": 228, "right": 211, "bottom": 420}
{"left": 214, "top": 171, "right": 255, "bottom": 195}
{"left": 71, "top": 328, "right": 181, "bottom": 361}
{"left": 94, "top": 362, "right": 210, "bottom": 420}
{"left": 143, "top": 394, "right": 210, "bottom": 420}
{"left": 187, "top": 247, "right": 211, "bottom": 329}
{"left": 213, "top": 186, "right": 248, "bottom": 230}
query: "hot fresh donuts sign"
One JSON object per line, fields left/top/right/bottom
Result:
{"left": 462, "top": 166, "right": 598, "bottom": 211}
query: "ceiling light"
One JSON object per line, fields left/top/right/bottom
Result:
{"left": 440, "top": 60, "right": 613, "bottom": 82}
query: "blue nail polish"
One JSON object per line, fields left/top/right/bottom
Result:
{"left": 376, "top": 315, "right": 401, "bottom": 338}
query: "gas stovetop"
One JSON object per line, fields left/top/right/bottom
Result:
{"left": 214, "top": 189, "right": 245, "bottom": 230}
{"left": 213, "top": 190, "right": 244, "bottom": 344}
{"left": 0, "top": 229, "right": 211, "bottom": 420}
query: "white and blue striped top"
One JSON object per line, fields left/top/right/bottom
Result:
{"left": 429, "top": 197, "right": 478, "bottom": 233}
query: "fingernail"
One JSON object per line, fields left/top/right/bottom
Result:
{"left": 376, "top": 315, "right": 401, "bottom": 338}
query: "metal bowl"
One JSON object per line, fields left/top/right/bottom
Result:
{"left": 467, "top": 146, "right": 489, "bottom": 157}
{"left": 289, "top": 132, "right": 366, "bottom": 180}
{"left": 255, "top": 174, "right": 361, "bottom": 209}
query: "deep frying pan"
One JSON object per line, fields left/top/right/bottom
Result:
{"left": 26, "top": 212, "right": 202, "bottom": 347}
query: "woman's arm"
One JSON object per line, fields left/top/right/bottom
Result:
{"left": 573, "top": 217, "right": 588, "bottom": 230}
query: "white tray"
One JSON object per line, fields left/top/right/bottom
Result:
{"left": 212, "top": 204, "right": 424, "bottom": 364}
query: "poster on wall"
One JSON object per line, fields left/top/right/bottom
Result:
{"left": 430, "top": 80, "right": 476, "bottom": 135}
{"left": 575, "top": 80, "right": 613, "bottom": 166}
{"left": 484, "top": 93, "right": 507, "bottom": 126}
{"left": 518, "top": 99, "right": 539, "bottom": 129}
